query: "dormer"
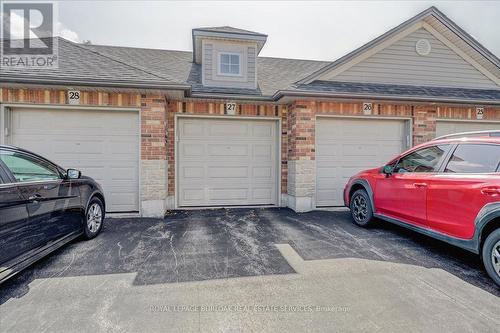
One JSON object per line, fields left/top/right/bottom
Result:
{"left": 192, "top": 26, "right": 267, "bottom": 89}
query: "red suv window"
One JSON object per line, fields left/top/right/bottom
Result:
{"left": 445, "top": 144, "right": 500, "bottom": 173}
{"left": 393, "top": 145, "right": 449, "bottom": 173}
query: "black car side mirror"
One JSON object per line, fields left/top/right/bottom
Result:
{"left": 67, "top": 169, "right": 81, "bottom": 179}
{"left": 382, "top": 165, "right": 393, "bottom": 177}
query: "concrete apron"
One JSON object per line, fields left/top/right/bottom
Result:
{"left": 1, "top": 244, "right": 499, "bottom": 332}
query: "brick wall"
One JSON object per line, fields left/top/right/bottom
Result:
{"left": 413, "top": 105, "right": 437, "bottom": 145}
{"left": 2, "top": 87, "right": 499, "bottom": 213}
{"left": 139, "top": 95, "right": 167, "bottom": 160}
{"left": 437, "top": 105, "right": 500, "bottom": 120}
{"left": 0, "top": 88, "right": 141, "bottom": 107}
{"left": 287, "top": 101, "right": 315, "bottom": 160}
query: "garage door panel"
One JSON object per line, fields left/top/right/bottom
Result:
{"left": 11, "top": 108, "right": 139, "bottom": 212}
{"left": 182, "top": 166, "right": 204, "bottom": 179}
{"left": 110, "top": 166, "right": 138, "bottom": 181}
{"left": 316, "top": 144, "right": 338, "bottom": 157}
{"left": 253, "top": 166, "right": 272, "bottom": 178}
{"left": 209, "top": 122, "right": 249, "bottom": 137}
{"left": 436, "top": 121, "right": 500, "bottom": 137}
{"left": 181, "top": 121, "right": 204, "bottom": 136}
{"left": 252, "top": 123, "right": 274, "bottom": 137}
{"left": 254, "top": 144, "right": 273, "bottom": 159}
{"left": 316, "top": 118, "right": 406, "bottom": 207}
{"left": 253, "top": 188, "right": 273, "bottom": 200}
{"left": 181, "top": 143, "right": 205, "bottom": 157}
{"left": 210, "top": 188, "right": 248, "bottom": 200}
{"left": 108, "top": 192, "right": 138, "bottom": 211}
{"left": 316, "top": 189, "right": 342, "bottom": 204}
{"left": 178, "top": 118, "right": 278, "bottom": 207}
{"left": 182, "top": 188, "right": 205, "bottom": 201}
{"left": 208, "top": 166, "right": 248, "bottom": 178}
{"left": 317, "top": 121, "right": 403, "bottom": 140}
{"left": 342, "top": 144, "right": 380, "bottom": 156}
{"left": 208, "top": 144, "right": 248, "bottom": 156}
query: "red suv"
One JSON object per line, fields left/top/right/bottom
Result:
{"left": 344, "top": 131, "right": 500, "bottom": 286}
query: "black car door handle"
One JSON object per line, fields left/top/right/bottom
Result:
{"left": 28, "top": 194, "right": 43, "bottom": 203}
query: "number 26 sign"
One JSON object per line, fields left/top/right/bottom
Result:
{"left": 362, "top": 102, "right": 372, "bottom": 115}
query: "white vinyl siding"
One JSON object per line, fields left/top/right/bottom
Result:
{"left": 330, "top": 28, "right": 499, "bottom": 89}
{"left": 10, "top": 107, "right": 140, "bottom": 212}
{"left": 203, "top": 43, "right": 213, "bottom": 82}
{"left": 316, "top": 117, "right": 407, "bottom": 206}
{"left": 177, "top": 118, "right": 278, "bottom": 207}
{"left": 436, "top": 121, "right": 500, "bottom": 137}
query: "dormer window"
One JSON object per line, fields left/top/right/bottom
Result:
{"left": 192, "top": 26, "right": 267, "bottom": 89}
{"left": 218, "top": 52, "right": 241, "bottom": 76}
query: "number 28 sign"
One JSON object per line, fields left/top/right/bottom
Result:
{"left": 68, "top": 90, "right": 81, "bottom": 105}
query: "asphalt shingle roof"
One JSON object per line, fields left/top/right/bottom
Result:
{"left": 82, "top": 42, "right": 330, "bottom": 96}
{"left": 0, "top": 38, "right": 177, "bottom": 87}
{"left": 295, "top": 80, "right": 500, "bottom": 102}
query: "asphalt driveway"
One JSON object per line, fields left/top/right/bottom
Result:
{"left": 1, "top": 208, "right": 499, "bottom": 332}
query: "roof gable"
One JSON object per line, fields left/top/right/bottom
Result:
{"left": 298, "top": 6, "right": 500, "bottom": 88}
{"left": 323, "top": 27, "right": 498, "bottom": 89}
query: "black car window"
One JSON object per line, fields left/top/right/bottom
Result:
{"left": 0, "top": 151, "right": 61, "bottom": 182}
{"left": 393, "top": 145, "right": 449, "bottom": 173}
{"left": 445, "top": 144, "right": 500, "bottom": 173}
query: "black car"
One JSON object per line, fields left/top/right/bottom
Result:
{"left": 0, "top": 145, "right": 105, "bottom": 283}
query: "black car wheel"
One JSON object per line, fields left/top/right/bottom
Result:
{"left": 482, "top": 229, "right": 500, "bottom": 286}
{"left": 84, "top": 197, "right": 104, "bottom": 239}
{"left": 350, "top": 189, "right": 374, "bottom": 227}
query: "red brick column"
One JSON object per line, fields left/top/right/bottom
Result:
{"left": 413, "top": 105, "right": 437, "bottom": 145}
{"left": 139, "top": 95, "right": 168, "bottom": 217}
{"left": 287, "top": 101, "right": 316, "bottom": 212}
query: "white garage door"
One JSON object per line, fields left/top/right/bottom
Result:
{"left": 178, "top": 117, "right": 278, "bottom": 207}
{"left": 316, "top": 117, "right": 407, "bottom": 207}
{"left": 10, "top": 107, "right": 139, "bottom": 212}
{"left": 436, "top": 120, "right": 500, "bottom": 137}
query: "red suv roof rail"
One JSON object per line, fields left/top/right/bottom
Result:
{"left": 433, "top": 130, "right": 500, "bottom": 141}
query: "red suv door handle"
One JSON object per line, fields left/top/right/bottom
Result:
{"left": 481, "top": 187, "right": 500, "bottom": 196}
{"left": 413, "top": 183, "right": 428, "bottom": 188}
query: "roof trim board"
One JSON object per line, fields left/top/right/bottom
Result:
{"left": 3, "top": 79, "right": 499, "bottom": 105}
{"left": 273, "top": 89, "right": 500, "bottom": 105}
{"left": 422, "top": 22, "right": 500, "bottom": 85}
{"left": 425, "top": 8, "right": 500, "bottom": 68}
{"left": 192, "top": 26, "right": 268, "bottom": 38}
{"left": 0, "top": 75, "right": 191, "bottom": 91}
